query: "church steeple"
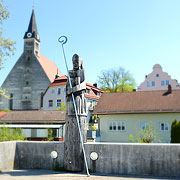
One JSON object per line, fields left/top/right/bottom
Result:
{"left": 23, "top": 9, "right": 40, "bottom": 57}
{"left": 24, "top": 9, "right": 40, "bottom": 42}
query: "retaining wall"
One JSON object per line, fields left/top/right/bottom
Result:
{"left": 85, "top": 143, "right": 180, "bottom": 177}
{"left": 1, "top": 141, "right": 180, "bottom": 178}
{"left": 0, "top": 141, "right": 16, "bottom": 170}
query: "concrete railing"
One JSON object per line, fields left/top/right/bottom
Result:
{"left": 1, "top": 141, "right": 180, "bottom": 178}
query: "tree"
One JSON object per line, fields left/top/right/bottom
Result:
{"left": 55, "top": 103, "right": 66, "bottom": 110}
{"left": 0, "top": 1, "right": 15, "bottom": 104}
{"left": 98, "top": 67, "right": 136, "bottom": 93}
{"left": 171, "top": 119, "right": 180, "bottom": 143}
{"left": 129, "top": 123, "right": 161, "bottom": 143}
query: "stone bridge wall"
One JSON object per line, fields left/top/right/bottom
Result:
{"left": 1, "top": 141, "right": 180, "bottom": 178}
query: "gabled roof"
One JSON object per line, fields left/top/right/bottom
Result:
{"left": 49, "top": 75, "right": 67, "bottom": 87}
{"left": 47, "top": 77, "right": 103, "bottom": 100}
{"left": 0, "top": 110, "right": 65, "bottom": 124}
{"left": 37, "top": 54, "right": 63, "bottom": 83}
{"left": 93, "top": 90, "right": 180, "bottom": 115}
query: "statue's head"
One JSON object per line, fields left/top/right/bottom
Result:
{"left": 72, "top": 54, "right": 83, "bottom": 70}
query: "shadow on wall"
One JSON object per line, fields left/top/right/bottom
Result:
{"left": 0, "top": 141, "right": 64, "bottom": 171}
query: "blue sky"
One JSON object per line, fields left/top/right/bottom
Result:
{"left": 1, "top": 0, "right": 180, "bottom": 88}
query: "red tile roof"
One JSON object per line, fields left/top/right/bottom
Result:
{"left": 49, "top": 76, "right": 67, "bottom": 87}
{"left": 38, "top": 54, "right": 63, "bottom": 83}
{"left": 47, "top": 77, "right": 103, "bottom": 100}
{"left": 0, "top": 110, "right": 65, "bottom": 124}
{"left": 85, "top": 93, "right": 100, "bottom": 100}
{"left": 93, "top": 90, "right": 180, "bottom": 115}
{"left": 0, "top": 112, "right": 6, "bottom": 118}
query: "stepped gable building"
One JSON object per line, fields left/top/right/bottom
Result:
{"left": 0, "top": 10, "right": 62, "bottom": 110}
{"left": 138, "top": 64, "right": 180, "bottom": 91}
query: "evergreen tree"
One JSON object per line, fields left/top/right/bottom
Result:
{"left": 171, "top": 119, "right": 180, "bottom": 143}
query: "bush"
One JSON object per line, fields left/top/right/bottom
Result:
{"left": 129, "top": 122, "right": 161, "bottom": 143}
{"left": 0, "top": 124, "right": 26, "bottom": 141}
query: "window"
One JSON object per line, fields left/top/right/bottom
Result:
{"left": 108, "top": 121, "right": 126, "bottom": 131}
{"left": 64, "top": 88, "right": 66, "bottom": 92}
{"left": 152, "top": 81, "right": 155, "bottom": 86}
{"left": 31, "top": 129, "right": 37, "bottom": 137}
{"left": 48, "top": 129, "right": 58, "bottom": 138}
{"left": 26, "top": 41, "right": 33, "bottom": 46}
{"left": 141, "top": 122, "right": 149, "bottom": 130}
{"left": 56, "top": 99, "right": 61, "bottom": 107}
{"left": 156, "top": 74, "right": 159, "bottom": 77}
{"left": 48, "top": 100, "right": 53, "bottom": 107}
{"left": 166, "top": 80, "right": 169, "bottom": 85}
{"left": 57, "top": 88, "right": 61, "bottom": 95}
{"left": 9, "top": 93, "right": 13, "bottom": 110}
{"left": 161, "top": 80, "right": 165, "bottom": 86}
{"left": 146, "top": 82, "right": 150, "bottom": 87}
{"left": 36, "top": 42, "right": 39, "bottom": 50}
{"left": 160, "top": 122, "right": 169, "bottom": 131}
{"left": 51, "top": 89, "right": 55, "bottom": 93}
{"left": 40, "top": 92, "right": 43, "bottom": 108}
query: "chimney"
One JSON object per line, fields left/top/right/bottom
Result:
{"left": 163, "top": 84, "right": 172, "bottom": 96}
{"left": 93, "top": 83, "right": 97, "bottom": 88}
{"left": 145, "top": 75, "right": 147, "bottom": 78}
{"left": 168, "top": 85, "right": 172, "bottom": 93}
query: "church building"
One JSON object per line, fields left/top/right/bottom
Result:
{"left": 0, "top": 10, "right": 62, "bottom": 110}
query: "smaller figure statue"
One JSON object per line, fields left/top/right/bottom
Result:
{"left": 66, "top": 54, "right": 87, "bottom": 116}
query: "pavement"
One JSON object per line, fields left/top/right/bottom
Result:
{"left": 0, "top": 170, "right": 177, "bottom": 180}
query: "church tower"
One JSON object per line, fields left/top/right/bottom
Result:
{"left": 0, "top": 10, "right": 62, "bottom": 110}
{"left": 24, "top": 9, "right": 40, "bottom": 57}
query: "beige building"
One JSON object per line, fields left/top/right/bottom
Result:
{"left": 138, "top": 64, "right": 180, "bottom": 91}
{"left": 93, "top": 88, "right": 180, "bottom": 143}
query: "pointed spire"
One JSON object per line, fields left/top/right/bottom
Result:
{"left": 24, "top": 9, "right": 40, "bottom": 42}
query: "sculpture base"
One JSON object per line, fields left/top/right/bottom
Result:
{"left": 64, "top": 115, "right": 87, "bottom": 172}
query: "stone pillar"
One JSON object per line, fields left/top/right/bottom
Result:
{"left": 64, "top": 54, "right": 87, "bottom": 172}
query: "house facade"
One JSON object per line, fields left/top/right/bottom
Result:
{"left": 42, "top": 76, "right": 103, "bottom": 123}
{"left": 0, "top": 10, "right": 62, "bottom": 110}
{"left": 93, "top": 88, "right": 180, "bottom": 143}
{"left": 138, "top": 64, "right": 180, "bottom": 91}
